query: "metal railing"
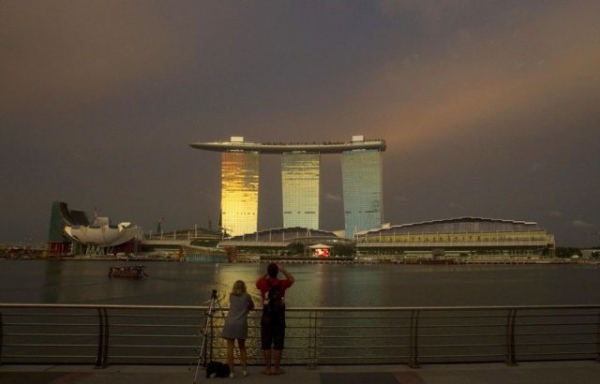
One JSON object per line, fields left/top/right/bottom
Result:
{"left": 0, "top": 303, "right": 598, "bottom": 368}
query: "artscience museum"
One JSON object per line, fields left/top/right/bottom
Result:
{"left": 47, "top": 201, "right": 141, "bottom": 256}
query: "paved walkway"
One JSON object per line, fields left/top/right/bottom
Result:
{"left": 1, "top": 361, "right": 600, "bottom": 384}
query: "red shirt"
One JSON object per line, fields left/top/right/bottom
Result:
{"left": 256, "top": 277, "right": 293, "bottom": 300}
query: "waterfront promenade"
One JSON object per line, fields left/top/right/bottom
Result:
{"left": 2, "top": 361, "right": 600, "bottom": 384}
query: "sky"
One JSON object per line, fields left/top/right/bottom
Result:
{"left": 1, "top": 0, "right": 599, "bottom": 248}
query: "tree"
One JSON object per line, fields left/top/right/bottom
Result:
{"left": 555, "top": 247, "right": 581, "bottom": 258}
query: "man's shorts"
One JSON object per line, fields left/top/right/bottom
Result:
{"left": 261, "top": 322, "right": 285, "bottom": 350}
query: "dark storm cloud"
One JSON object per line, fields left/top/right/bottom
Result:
{"left": 1, "top": 1, "right": 599, "bottom": 247}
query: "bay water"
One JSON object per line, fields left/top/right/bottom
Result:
{"left": 1, "top": 260, "right": 599, "bottom": 308}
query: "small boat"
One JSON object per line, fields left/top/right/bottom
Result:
{"left": 108, "top": 265, "right": 148, "bottom": 279}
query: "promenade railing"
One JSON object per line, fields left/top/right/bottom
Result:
{"left": 0, "top": 303, "right": 598, "bottom": 368}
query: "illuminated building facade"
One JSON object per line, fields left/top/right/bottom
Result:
{"left": 342, "top": 149, "right": 384, "bottom": 238}
{"left": 221, "top": 151, "right": 260, "bottom": 237}
{"left": 190, "top": 136, "right": 386, "bottom": 238}
{"left": 282, "top": 152, "right": 320, "bottom": 229}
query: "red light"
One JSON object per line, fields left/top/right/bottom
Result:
{"left": 314, "top": 248, "right": 329, "bottom": 258}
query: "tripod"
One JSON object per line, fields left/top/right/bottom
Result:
{"left": 193, "top": 289, "right": 225, "bottom": 384}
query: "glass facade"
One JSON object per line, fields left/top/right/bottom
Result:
{"left": 341, "top": 150, "right": 384, "bottom": 238}
{"left": 221, "top": 151, "right": 259, "bottom": 237}
{"left": 192, "top": 137, "right": 387, "bottom": 239}
{"left": 281, "top": 152, "right": 320, "bottom": 229}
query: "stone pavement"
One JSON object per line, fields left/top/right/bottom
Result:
{"left": 1, "top": 361, "right": 600, "bottom": 384}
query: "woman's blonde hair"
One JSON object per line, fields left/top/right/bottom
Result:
{"left": 231, "top": 280, "right": 247, "bottom": 296}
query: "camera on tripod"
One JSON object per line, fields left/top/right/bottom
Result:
{"left": 193, "top": 288, "right": 224, "bottom": 384}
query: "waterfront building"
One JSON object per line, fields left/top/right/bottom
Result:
{"left": 218, "top": 227, "right": 353, "bottom": 260}
{"left": 190, "top": 136, "right": 386, "bottom": 237}
{"left": 341, "top": 148, "right": 384, "bottom": 238}
{"left": 47, "top": 201, "right": 140, "bottom": 256}
{"left": 282, "top": 152, "right": 320, "bottom": 229}
{"left": 221, "top": 150, "right": 260, "bottom": 236}
{"left": 354, "top": 217, "right": 556, "bottom": 258}
{"left": 215, "top": 217, "right": 556, "bottom": 260}
{"left": 581, "top": 249, "right": 600, "bottom": 259}
{"left": 47, "top": 201, "right": 87, "bottom": 255}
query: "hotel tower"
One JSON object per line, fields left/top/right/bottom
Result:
{"left": 190, "top": 136, "right": 386, "bottom": 238}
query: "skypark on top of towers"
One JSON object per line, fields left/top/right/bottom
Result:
{"left": 189, "top": 135, "right": 386, "bottom": 154}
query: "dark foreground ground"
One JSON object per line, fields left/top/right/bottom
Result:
{"left": 2, "top": 361, "right": 600, "bottom": 384}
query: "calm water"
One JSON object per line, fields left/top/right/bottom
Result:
{"left": 1, "top": 260, "right": 599, "bottom": 307}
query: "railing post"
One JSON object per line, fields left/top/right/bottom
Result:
{"left": 95, "top": 308, "right": 103, "bottom": 368}
{"left": 505, "top": 308, "right": 517, "bottom": 366}
{"left": 596, "top": 310, "right": 600, "bottom": 362}
{"left": 308, "top": 310, "right": 317, "bottom": 368}
{"left": 0, "top": 311, "right": 3, "bottom": 366}
{"left": 95, "top": 308, "right": 109, "bottom": 368}
{"left": 409, "top": 309, "right": 420, "bottom": 368}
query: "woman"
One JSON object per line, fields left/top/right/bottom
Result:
{"left": 221, "top": 280, "right": 255, "bottom": 378}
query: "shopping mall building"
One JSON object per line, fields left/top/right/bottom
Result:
{"left": 218, "top": 217, "right": 555, "bottom": 260}
{"left": 354, "top": 217, "right": 555, "bottom": 258}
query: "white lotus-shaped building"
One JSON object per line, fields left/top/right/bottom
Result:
{"left": 54, "top": 202, "right": 141, "bottom": 255}
{"left": 64, "top": 219, "right": 140, "bottom": 247}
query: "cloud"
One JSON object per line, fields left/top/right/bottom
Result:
{"left": 354, "top": 1, "right": 600, "bottom": 153}
{"left": 448, "top": 202, "right": 465, "bottom": 211}
{"left": 0, "top": 1, "right": 234, "bottom": 117}
{"left": 572, "top": 219, "right": 594, "bottom": 228}
{"left": 1, "top": 1, "right": 599, "bottom": 247}
{"left": 530, "top": 163, "right": 544, "bottom": 172}
{"left": 377, "top": 0, "right": 473, "bottom": 36}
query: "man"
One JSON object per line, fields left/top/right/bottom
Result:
{"left": 256, "top": 263, "right": 295, "bottom": 375}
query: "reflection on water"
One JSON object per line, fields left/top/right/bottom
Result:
{"left": 0, "top": 261, "right": 599, "bottom": 307}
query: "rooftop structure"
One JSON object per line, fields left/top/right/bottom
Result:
{"left": 189, "top": 135, "right": 386, "bottom": 154}
{"left": 190, "top": 136, "right": 386, "bottom": 237}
